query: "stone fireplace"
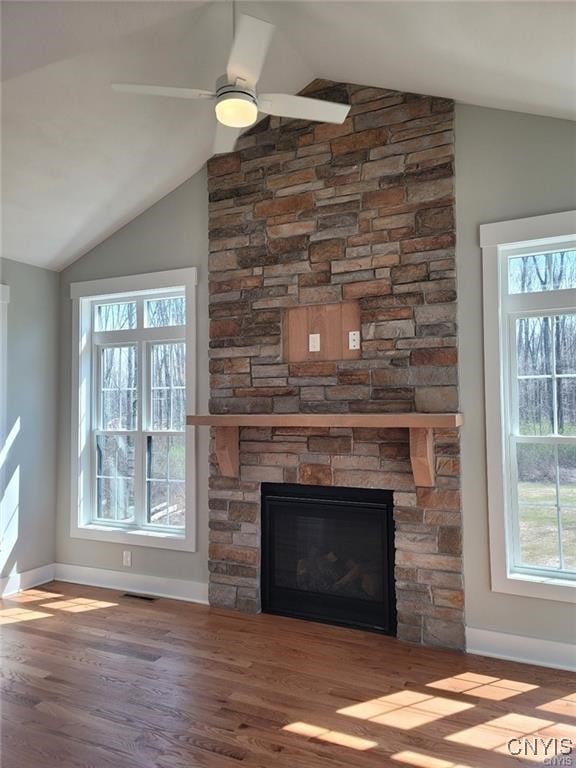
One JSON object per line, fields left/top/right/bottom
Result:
{"left": 206, "top": 80, "right": 464, "bottom": 650}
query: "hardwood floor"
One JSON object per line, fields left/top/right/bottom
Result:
{"left": 1, "top": 582, "right": 574, "bottom": 768}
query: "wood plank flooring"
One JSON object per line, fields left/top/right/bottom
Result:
{"left": 1, "top": 581, "right": 575, "bottom": 767}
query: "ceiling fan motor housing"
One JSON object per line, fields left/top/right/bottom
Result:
{"left": 215, "top": 78, "right": 258, "bottom": 128}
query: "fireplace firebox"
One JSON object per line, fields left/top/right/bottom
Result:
{"left": 261, "top": 483, "right": 396, "bottom": 634}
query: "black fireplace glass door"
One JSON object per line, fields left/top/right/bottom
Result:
{"left": 274, "top": 502, "right": 384, "bottom": 601}
{"left": 262, "top": 484, "right": 396, "bottom": 634}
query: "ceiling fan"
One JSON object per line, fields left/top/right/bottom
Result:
{"left": 111, "top": 11, "right": 351, "bottom": 155}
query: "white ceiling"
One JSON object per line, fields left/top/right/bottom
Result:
{"left": 2, "top": 0, "right": 575, "bottom": 271}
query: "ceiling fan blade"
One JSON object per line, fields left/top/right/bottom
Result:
{"left": 112, "top": 83, "right": 215, "bottom": 99}
{"left": 213, "top": 120, "right": 241, "bottom": 155}
{"left": 259, "top": 94, "right": 350, "bottom": 124}
{"left": 226, "top": 14, "right": 274, "bottom": 88}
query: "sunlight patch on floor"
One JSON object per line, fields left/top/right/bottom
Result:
{"left": 0, "top": 607, "right": 52, "bottom": 625}
{"left": 283, "top": 721, "right": 377, "bottom": 751}
{"left": 427, "top": 672, "right": 538, "bottom": 701}
{"left": 445, "top": 712, "right": 575, "bottom": 763}
{"left": 392, "top": 750, "right": 474, "bottom": 768}
{"left": 0, "top": 591, "right": 119, "bottom": 624}
{"left": 8, "top": 589, "right": 63, "bottom": 603}
{"left": 338, "top": 690, "right": 474, "bottom": 730}
{"left": 537, "top": 693, "right": 576, "bottom": 718}
{"left": 39, "top": 597, "right": 118, "bottom": 613}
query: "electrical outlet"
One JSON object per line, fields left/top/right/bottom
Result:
{"left": 122, "top": 550, "right": 132, "bottom": 568}
{"left": 308, "top": 333, "right": 321, "bottom": 352}
{"left": 349, "top": 330, "right": 361, "bottom": 350}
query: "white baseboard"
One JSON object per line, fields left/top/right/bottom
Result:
{"left": 466, "top": 627, "right": 576, "bottom": 671}
{"left": 0, "top": 562, "right": 208, "bottom": 605}
{"left": 0, "top": 563, "right": 56, "bottom": 596}
{"left": 53, "top": 563, "right": 209, "bottom": 604}
{"left": 4, "top": 568, "right": 570, "bottom": 671}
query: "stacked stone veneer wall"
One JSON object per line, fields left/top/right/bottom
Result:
{"left": 206, "top": 81, "right": 464, "bottom": 649}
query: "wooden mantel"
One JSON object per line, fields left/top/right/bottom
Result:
{"left": 187, "top": 413, "right": 464, "bottom": 488}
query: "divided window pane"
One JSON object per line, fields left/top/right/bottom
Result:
{"left": 145, "top": 297, "right": 185, "bottom": 328}
{"left": 556, "top": 314, "right": 576, "bottom": 373}
{"left": 563, "top": 508, "right": 576, "bottom": 571}
{"left": 516, "top": 317, "right": 552, "bottom": 376}
{"left": 515, "top": 443, "right": 576, "bottom": 573}
{"left": 100, "top": 345, "right": 137, "bottom": 430}
{"left": 508, "top": 250, "right": 576, "bottom": 294}
{"left": 95, "top": 301, "right": 136, "bottom": 331}
{"left": 150, "top": 342, "right": 186, "bottom": 431}
{"left": 559, "top": 445, "right": 576, "bottom": 505}
{"left": 96, "top": 435, "right": 135, "bottom": 522}
{"left": 518, "top": 378, "right": 553, "bottom": 435}
{"left": 516, "top": 443, "right": 556, "bottom": 504}
{"left": 146, "top": 435, "right": 185, "bottom": 528}
{"left": 518, "top": 505, "right": 560, "bottom": 570}
{"left": 557, "top": 379, "right": 576, "bottom": 435}
{"left": 516, "top": 314, "right": 576, "bottom": 436}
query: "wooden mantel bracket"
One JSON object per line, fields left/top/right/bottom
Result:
{"left": 214, "top": 426, "right": 239, "bottom": 478}
{"left": 409, "top": 428, "right": 435, "bottom": 487}
{"left": 188, "top": 413, "right": 464, "bottom": 487}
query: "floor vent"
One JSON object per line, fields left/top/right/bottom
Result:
{"left": 122, "top": 593, "right": 157, "bottom": 601}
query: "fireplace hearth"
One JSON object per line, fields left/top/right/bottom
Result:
{"left": 261, "top": 483, "right": 396, "bottom": 634}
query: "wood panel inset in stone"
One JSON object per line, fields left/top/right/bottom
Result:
{"left": 283, "top": 301, "right": 361, "bottom": 362}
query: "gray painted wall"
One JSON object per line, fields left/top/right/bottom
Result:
{"left": 455, "top": 104, "right": 576, "bottom": 643}
{"left": 56, "top": 168, "right": 210, "bottom": 586}
{"left": 0, "top": 258, "right": 59, "bottom": 577}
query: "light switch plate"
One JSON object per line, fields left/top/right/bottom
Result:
{"left": 308, "top": 333, "right": 321, "bottom": 352}
{"left": 348, "top": 330, "right": 361, "bottom": 350}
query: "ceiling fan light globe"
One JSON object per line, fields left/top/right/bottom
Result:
{"left": 215, "top": 92, "right": 258, "bottom": 128}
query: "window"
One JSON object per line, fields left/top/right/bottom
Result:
{"left": 482, "top": 211, "right": 576, "bottom": 602}
{"left": 70, "top": 269, "right": 197, "bottom": 551}
{"left": 0, "top": 283, "right": 9, "bottom": 442}
{"left": 0, "top": 284, "right": 9, "bottom": 495}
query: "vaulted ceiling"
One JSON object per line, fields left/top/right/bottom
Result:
{"left": 2, "top": 0, "right": 575, "bottom": 271}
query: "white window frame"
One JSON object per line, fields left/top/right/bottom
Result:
{"left": 481, "top": 210, "right": 576, "bottom": 603}
{"left": 0, "top": 283, "right": 9, "bottom": 443}
{"left": 70, "top": 268, "right": 197, "bottom": 551}
{"left": 0, "top": 284, "right": 10, "bottom": 505}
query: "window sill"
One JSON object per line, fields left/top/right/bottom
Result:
{"left": 71, "top": 523, "right": 196, "bottom": 552}
{"left": 492, "top": 569, "right": 576, "bottom": 604}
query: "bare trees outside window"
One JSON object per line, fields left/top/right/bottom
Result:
{"left": 92, "top": 292, "right": 187, "bottom": 530}
{"left": 71, "top": 269, "right": 196, "bottom": 551}
{"left": 507, "top": 251, "right": 576, "bottom": 575}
